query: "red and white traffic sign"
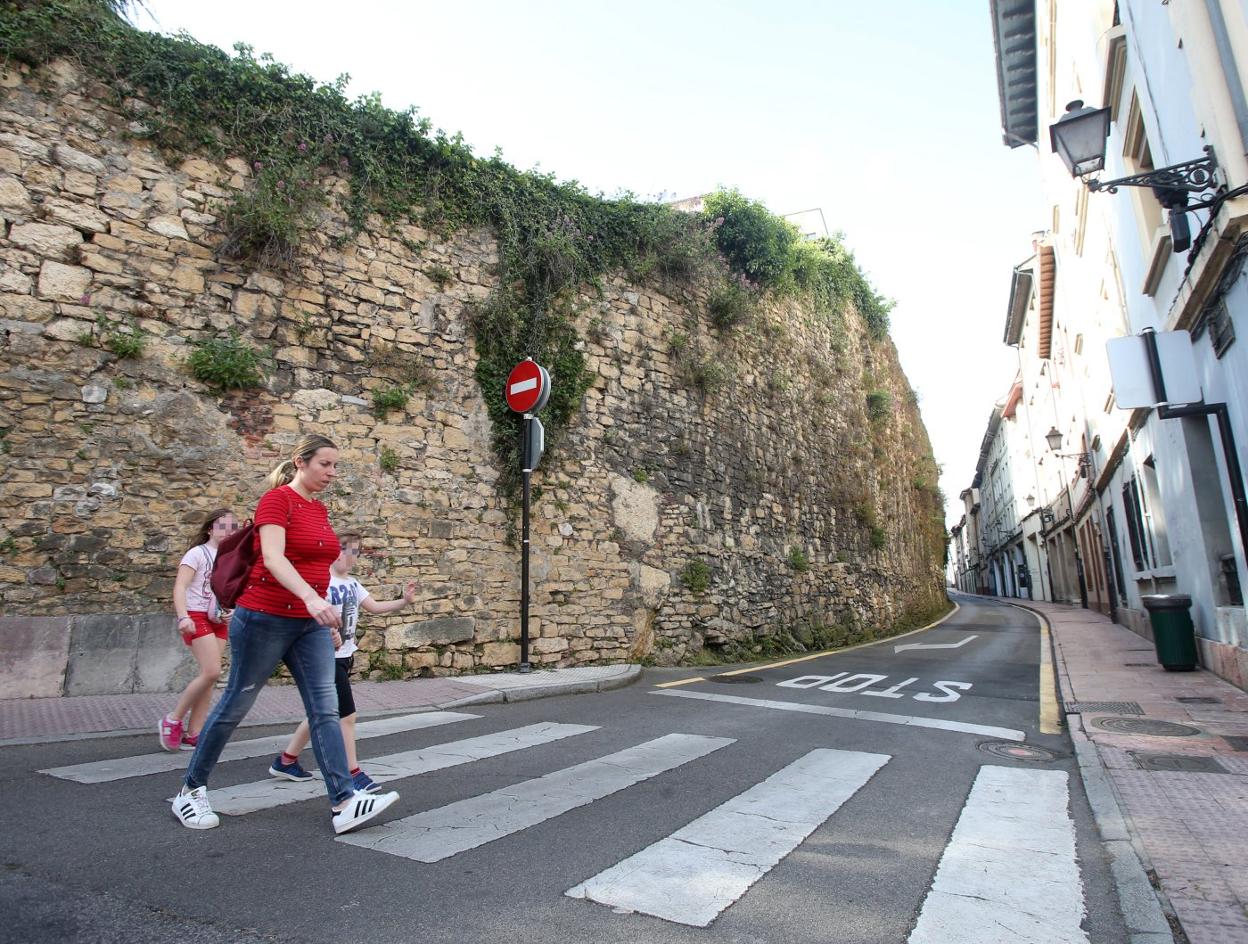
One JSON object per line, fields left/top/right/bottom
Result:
{"left": 505, "top": 359, "right": 550, "bottom": 413}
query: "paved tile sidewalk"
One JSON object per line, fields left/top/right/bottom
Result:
{"left": 0, "top": 664, "right": 639, "bottom": 745}
{"left": 1020, "top": 600, "right": 1248, "bottom": 944}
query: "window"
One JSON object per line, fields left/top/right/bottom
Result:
{"left": 1105, "top": 507, "right": 1128, "bottom": 597}
{"left": 1122, "top": 94, "right": 1170, "bottom": 293}
{"left": 1102, "top": 5, "right": 1127, "bottom": 119}
{"left": 1141, "top": 456, "right": 1172, "bottom": 567}
{"left": 1204, "top": 298, "right": 1236, "bottom": 358}
{"left": 1122, "top": 477, "right": 1148, "bottom": 570}
{"left": 1122, "top": 460, "right": 1173, "bottom": 574}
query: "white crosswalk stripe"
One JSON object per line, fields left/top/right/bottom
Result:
{"left": 908, "top": 765, "right": 1088, "bottom": 944}
{"left": 336, "top": 733, "right": 734, "bottom": 861}
{"left": 210, "top": 722, "right": 597, "bottom": 815}
{"left": 39, "top": 707, "right": 1091, "bottom": 937}
{"left": 39, "top": 711, "right": 479, "bottom": 784}
{"left": 566, "top": 747, "right": 890, "bottom": 927}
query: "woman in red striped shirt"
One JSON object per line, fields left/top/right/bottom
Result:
{"left": 171, "top": 434, "right": 399, "bottom": 835}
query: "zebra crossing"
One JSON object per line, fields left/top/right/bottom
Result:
{"left": 40, "top": 710, "right": 1089, "bottom": 936}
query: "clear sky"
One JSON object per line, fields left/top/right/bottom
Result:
{"left": 133, "top": 0, "right": 1045, "bottom": 526}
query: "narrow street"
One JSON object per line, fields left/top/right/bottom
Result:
{"left": 3, "top": 597, "right": 1129, "bottom": 944}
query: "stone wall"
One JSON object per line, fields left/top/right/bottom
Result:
{"left": 0, "top": 60, "right": 946, "bottom": 694}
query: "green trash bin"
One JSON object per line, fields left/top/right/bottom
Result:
{"left": 1141, "top": 594, "right": 1198, "bottom": 671}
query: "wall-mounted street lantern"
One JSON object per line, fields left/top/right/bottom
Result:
{"left": 1044, "top": 426, "right": 1090, "bottom": 608}
{"left": 1049, "top": 100, "right": 1247, "bottom": 253}
{"left": 1044, "top": 426, "right": 1092, "bottom": 478}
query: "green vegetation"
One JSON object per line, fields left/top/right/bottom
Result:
{"left": 74, "top": 312, "right": 146, "bottom": 357}
{"left": 1, "top": 0, "right": 895, "bottom": 506}
{"left": 702, "top": 189, "right": 892, "bottom": 339}
{"left": 677, "top": 353, "right": 727, "bottom": 395}
{"left": 787, "top": 546, "right": 810, "bottom": 573}
{"left": 707, "top": 277, "right": 756, "bottom": 331}
{"left": 866, "top": 389, "right": 892, "bottom": 423}
{"left": 367, "top": 650, "right": 406, "bottom": 680}
{"left": 371, "top": 385, "right": 411, "bottom": 419}
{"left": 425, "top": 264, "right": 453, "bottom": 288}
{"left": 102, "top": 316, "right": 145, "bottom": 358}
{"left": 186, "top": 332, "right": 266, "bottom": 389}
{"left": 378, "top": 446, "right": 399, "bottom": 474}
{"left": 680, "top": 558, "right": 711, "bottom": 594}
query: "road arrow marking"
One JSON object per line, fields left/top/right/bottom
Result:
{"left": 894, "top": 634, "right": 978, "bottom": 654}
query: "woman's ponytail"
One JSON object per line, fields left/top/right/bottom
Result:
{"left": 266, "top": 459, "right": 297, "bottom": 490}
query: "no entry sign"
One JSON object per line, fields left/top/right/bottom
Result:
{"left": 505, "top": 359, "right": 550, "bottom": 413}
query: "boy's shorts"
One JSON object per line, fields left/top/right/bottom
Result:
{"left": 181, "top": 610, "right": 228, "bottom": 645}
{"left": 334, "top": 656, "right": 356, "bottom": 717}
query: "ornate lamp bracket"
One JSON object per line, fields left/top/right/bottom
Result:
{"left": 1086, "top": 146, "right": 1221, "bottom": 209}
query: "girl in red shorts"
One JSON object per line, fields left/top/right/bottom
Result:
{"left": 159, "top": 508, "right": 238, "bottom": 752}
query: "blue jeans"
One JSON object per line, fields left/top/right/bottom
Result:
{"left": 184, "top": 605, "right": 353, "bottom": 805}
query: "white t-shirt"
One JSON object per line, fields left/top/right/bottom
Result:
{"left": 328, "top": 574, "right": 370, "bottom": 659}
{"left": 179, "top": 544, "right": 220, "bottom": 616}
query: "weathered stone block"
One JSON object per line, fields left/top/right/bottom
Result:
{"left": 0, "top": 175, "right": 31, "bottom": 210}
{"left": 0, "top": 132, "right": 48, "bottom": 160}
{"left": 37, "top": 261, "right": 92, "bottom": 300}
{"left": 610, "top": 473, "right": 658, "bottom": 542}
{"left": 10, "top": 222, "right": 82, "bottom": 256}
{"left": 63, "top": 613, "right": 194, "bottom": 696}
{"left": 44, "top": 199, "right": 108, "bottom": 233}
{"left": 481, "top": 640, "right": 520, "bottom": 665}
{"left": 0, "top": 616, "right": 70, "bottom": 697}
{"left": 388, "top": 616, "right": 475, "bottom": 649}
{"left": 149, "top": 215, "right": 189, "bottom": 240}
{"left": 51, "top": 143, "right": 105, "bottom": 175}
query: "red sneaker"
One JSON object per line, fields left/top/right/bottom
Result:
{"left": 158, "top": 715, "right": 183, "bottom": 752}
{"left": 180, "top": 732, "right": 199, "bottom": 752}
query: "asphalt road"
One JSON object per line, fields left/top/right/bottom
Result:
{"left": 1, "top": 594, "right": 1129, "bottom": 943}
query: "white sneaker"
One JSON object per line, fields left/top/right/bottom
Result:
{"left": 171, "top": 786, "right": 219, "bottom": 830}
{"left": 331, "top": 789, "right": 399, "bottom": 835}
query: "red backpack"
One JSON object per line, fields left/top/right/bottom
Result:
{"left": 210, "top": 518, "right": 258, "bottom": 609}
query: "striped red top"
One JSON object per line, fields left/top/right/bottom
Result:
{"left": 236, "top": 485, "right": 340, "bottom": 617}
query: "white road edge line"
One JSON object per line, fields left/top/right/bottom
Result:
{"left": 566, "top": 747, "right": 890, "bottom": 927}
{"left": 39, "top": 711, "right": 481, "bottom": 784}
{"left": 653, "top": 689, "right": 1025, "bottom": 741}
{"left": 336, "top": 733, "right": 734, "bottom": 861}
{"left": 908, "top": 765, "right": 1088, "bottom": 944}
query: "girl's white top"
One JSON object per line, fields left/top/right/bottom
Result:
{"left": 179, "top": 544, "right": 218, "bottom": 613}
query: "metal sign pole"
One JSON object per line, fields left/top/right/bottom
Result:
{"left": 519, "top": 413, "right": 532, "bottom": 673}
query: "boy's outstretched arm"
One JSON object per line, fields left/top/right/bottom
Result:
{"left": 361, "top": 581, "right": 418, "bottom": 615}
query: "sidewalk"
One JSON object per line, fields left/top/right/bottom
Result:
{"left": 1019, "top": 599, "right": 1248, "bottom": 944}
{"left": 0, "top": 664, "right": 641, "bottom": 746}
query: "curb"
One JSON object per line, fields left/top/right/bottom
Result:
{"left": 1010, "top": 601, "right": 1177, "bottom": 944}
{"left": 0, "top": 665, "right": 643, "bottom": 748}
{"left": 442, "top": 664, "right": 642, "bottom": 707}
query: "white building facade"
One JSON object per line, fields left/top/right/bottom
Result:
{"left": 981, "top": 0, "right": 1248, "bottom": 687}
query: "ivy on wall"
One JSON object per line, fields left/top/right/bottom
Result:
{"left": 0, "top": 0, "right": 894, "bottom": 502}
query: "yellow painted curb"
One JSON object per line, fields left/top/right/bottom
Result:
{"left": 1037, "top": 615, "right": 1063, "bottom": 734}
{"left": 653, "top": 676, "right": 706, "bottom": 688}
{"left": 1005, "top": 602, "right": 1064, "bottom": 734}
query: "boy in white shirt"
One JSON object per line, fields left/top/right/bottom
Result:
{"left": 268, "top": 531, "right": 417, "bottom": 792}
